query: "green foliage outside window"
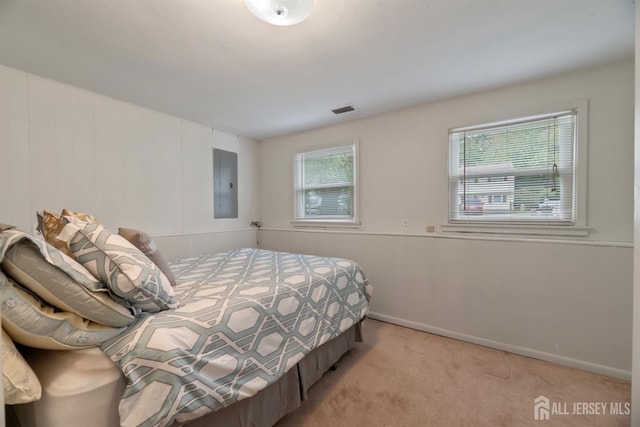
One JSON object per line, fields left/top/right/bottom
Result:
{"left": 457, "top": 117, "right": 568, "bottom": 211}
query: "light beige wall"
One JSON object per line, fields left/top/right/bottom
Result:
{"left": 259, "top": 60, "right": 634, "bottom": 377}
{"left": 632, "top": 3, "right": 639, "bottom": 423}
{"left": 261, "top": 60, "right": 633, "bottom": 242}
{"left": 0, "top": 65, "right": 260, "bottom": 255}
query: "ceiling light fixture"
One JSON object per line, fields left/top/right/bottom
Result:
{"left": 244, "top": 0, "right": 314, "bottom": 26}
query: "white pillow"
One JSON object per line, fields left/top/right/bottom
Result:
{"left": 2, "top": 328, "right": 42, "bottom": 404}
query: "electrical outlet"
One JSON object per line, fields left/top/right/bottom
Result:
{"left": 426, "top": 225, "right": 435, "bottom": 233}
{"left": 402, "top": 219, "right": 409, "bottom": 229}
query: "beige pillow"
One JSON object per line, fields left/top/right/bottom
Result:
{"left": 2, "top": 329, "right": 42, "bottom": 404}
{"left": 0, "top": 224, "right": 16, "bottom": 232}
{"left": 118, "top": 227, "right": 177, "bottom": 286}
{"left": 41, "top": 209, "right": 100, "bottom": 257}
{"left": 60, "top": 208, "right": 99, "bottom": 223}
{"left": 41, "top": 210, "right": 73, "bottom": 256}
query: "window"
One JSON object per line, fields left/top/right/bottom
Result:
{"left": 294, "top": 143, "right": 358, "bottom": 225}
{"left": 448, "top": 110, "right": 577, "bottom": 226}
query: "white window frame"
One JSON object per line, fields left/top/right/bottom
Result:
{"left": 292, "top": 141, "right": 360, "bottom": 227}
{"left": 442, "top": 100, "right": 589, "bottom": 237}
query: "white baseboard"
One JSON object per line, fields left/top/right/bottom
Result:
{"left": 368, "top": 312, "right": 631, "bottom": 381}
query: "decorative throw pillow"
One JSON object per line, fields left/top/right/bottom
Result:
{"left": 2, "top": 329, "right": 42, "bottom": 404}
{"left": 0, "top": 224, "right": 16, "bottom": 232}
{"left": 2, "top": 240, "right": 135, "bottom": 327}
{"left": 35, "top": 211, "right": 43, "bottom": 233}
{"left": 40, "top": 210, "right": 73, "bottom": 256}
{"left": 118, "top": 227, "right": 177, "bottom": 286}
{"left": 57, "top": 217, "right": 177, "bottom": 312}
{"left": 40, "top": 209, "right": 100, "bottom": 257}
{"left": 60, "top": 208, "right": 99, "bottom": 223}
{"left": 0, "top": 273, "right": 124, "bottom": 350}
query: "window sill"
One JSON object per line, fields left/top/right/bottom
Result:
{"left": 441, "top": 223, "right": 590, "bottom": 237}
{"left": 291, "top": 219, "right": 361, "bottom": 229}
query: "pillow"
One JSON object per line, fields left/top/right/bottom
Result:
{"left": 0, "top": 224, "right": 16, "bottom": 232}
{"left": 2, "top": 240, "right": 135, "bottom": 327}
{"left": 118, "top": 227, "right": 177, "bottom": 286}
{"left": 40, "top": 209, "right": 101, "bottom": 257}
{"left": 0, "top": 272, "right": 124, "bottom": 350}
{"left": 57, "top": 217, "right": 177, "bottom": 312}
{"left": 2, "top": 329, "right": 42, "bottom": 404}
{"left": 35, "top": 211, "right": 43, "bottom": 234}
{"left": 40, "top": 210, "right": 73, "bottom": 257}
{"left": 60, "top": 208, "right": 99, "bottom": 223}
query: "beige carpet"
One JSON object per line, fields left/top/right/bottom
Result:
{"left": 275, "top": 319, "right": 630, "bottom": 427}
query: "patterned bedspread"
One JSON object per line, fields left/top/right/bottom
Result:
{"left": 101, "top": 248, "right": 372, "bottom": 427}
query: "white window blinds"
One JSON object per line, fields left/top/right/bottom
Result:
{"left": 294, "top": 144, "right": 357, "bottom": 222}
{"left": 448, "top": 110, "right": 577, "bottom": 224}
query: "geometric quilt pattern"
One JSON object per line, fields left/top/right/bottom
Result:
{"left": 65, "top": 221, "right": 177, "bottom": 313}
{"left": 101, "top": 248, "right": 372, "bottom": 427}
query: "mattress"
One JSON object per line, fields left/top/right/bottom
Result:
{"left": 11, "top": 347, "right": 125, "bottom": 427}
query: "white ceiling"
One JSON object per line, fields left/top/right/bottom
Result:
{"left": 0, "top": 0, "right": 634, "bottom": 140}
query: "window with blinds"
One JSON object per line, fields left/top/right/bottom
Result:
{"left": 448, "top": 110, "right": 577, "bottom": 225}
{"left": 294, "top": 143, "right": 358, "bottom": 223}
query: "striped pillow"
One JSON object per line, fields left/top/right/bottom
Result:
{"left": 2, "top": 239, "right": 135, "bottom": 327}
{"left": 0, "top": 273, "right": 124, "bottom": 350}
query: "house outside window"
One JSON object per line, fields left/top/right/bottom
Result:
{"left": 448, "top": 110, "right": 578, "bottom": 226}
{"left": 293, "top": 143, "right": 359, "bottom": 226}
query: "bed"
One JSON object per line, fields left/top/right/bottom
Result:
{"left": 0, "top": 221, "right": 371, "bottom": 427}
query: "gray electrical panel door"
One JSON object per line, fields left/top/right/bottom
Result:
{"left": 213, "top": 148, "right": 238, "bottom": 218}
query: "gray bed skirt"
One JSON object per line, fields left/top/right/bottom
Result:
{"left": 178, "top": 321, "right": 362, "bottom": 427}
{"left": 7, "top": 321, "right": 362, "bottom": 427}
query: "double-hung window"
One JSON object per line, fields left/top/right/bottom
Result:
{"left": 294, "top": 143, "right": 358, "bottom": 225}
{"left": 448, "top": 110, "right": 580, "bottom": 228}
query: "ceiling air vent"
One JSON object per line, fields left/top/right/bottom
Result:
{"left": 331, "top": 105, "right": 357, "bottom": 115}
